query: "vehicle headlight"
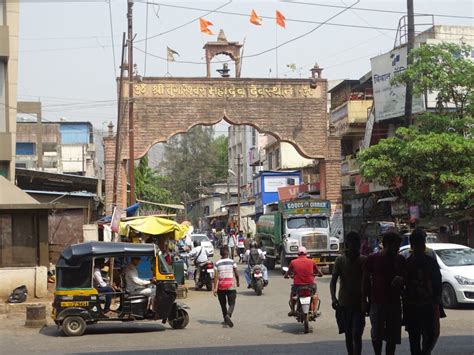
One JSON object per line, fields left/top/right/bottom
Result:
{"left": 290, "top": 245, "right": 299, "bottom": 252}
{"left": 454, "top": 275, "right": 474, "bottom": 285}
{"left": 330, "top": 243, "right": 339, "bottom": 251}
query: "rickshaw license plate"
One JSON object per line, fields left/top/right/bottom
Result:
{"left": 61, "top": 301, "right": 89, "bottom": 307}
{"left": 312, "top": 257, "right": 320, "bottom": 263}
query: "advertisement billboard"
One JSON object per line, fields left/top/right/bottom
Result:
{"left": 371, "top": 46, "right": 424, "bottom": 121}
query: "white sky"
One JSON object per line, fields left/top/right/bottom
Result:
{"left": 17, "top": 0, "right": 473, "bottom": 136}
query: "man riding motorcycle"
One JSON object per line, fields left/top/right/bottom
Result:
{"left": 284, "top": 246, "right": 323, "bottom": 317}
{"left": 244, "top": 241, "right": 269, "bottom": 288}
{"left": 188, "top": 240, "right": 210, "bottom": 285}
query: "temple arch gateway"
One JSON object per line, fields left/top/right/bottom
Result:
{"left": 103, "top": 34, "right": 341, "bottom": 215}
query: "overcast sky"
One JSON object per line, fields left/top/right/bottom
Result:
{"left": 17, "top": 0, "right": 473, "bottom": 136}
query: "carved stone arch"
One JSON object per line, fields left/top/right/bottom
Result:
{"left": 104, "top": 77, "right": 341, "bottom": 214}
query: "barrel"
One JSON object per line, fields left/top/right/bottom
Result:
{"left": 25, "top": 304, "right": 46, "bottom": 328}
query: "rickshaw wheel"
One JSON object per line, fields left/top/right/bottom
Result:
{"left": 62, "top": 316, "right": 86, "bottom": 336}
{"left": 168, "top": 309, "right": 189, "bottom": 329}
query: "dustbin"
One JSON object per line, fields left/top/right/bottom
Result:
{"left": 173, "top": 260, "right": 185, "bottom": 285}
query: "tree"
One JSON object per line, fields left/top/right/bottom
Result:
{"left": 357, "top": 43, "right": 474, "bottom": 213}
{"left": 135, "top": 155, "right": 173, "bottom": 206}
{"left": 158, "top": 126, "right": 229, "bottom": 200}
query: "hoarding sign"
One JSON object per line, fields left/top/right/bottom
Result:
{"left": 371, "top": 46, "right": 424, "bottom": 121}
{"left": 278, "top": 182, "right": 320, "bottom": 201}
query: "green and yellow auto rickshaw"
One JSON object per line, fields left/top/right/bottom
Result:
{"left": 52, "top": 241, "right": 189, "bottom": 336}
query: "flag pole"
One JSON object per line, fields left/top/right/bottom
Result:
{"left": 275, "top": 22, "right": 279, "bottom": 78}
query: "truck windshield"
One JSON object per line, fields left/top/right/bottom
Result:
{"left": 287, "top": 217, "right": 328, "bottom": 229}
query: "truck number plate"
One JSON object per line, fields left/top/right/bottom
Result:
{"left": 312, "top": 257, "right": 320, "bottom": 263}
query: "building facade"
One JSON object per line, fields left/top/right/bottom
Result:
{"left": 15, "top": 120, "right": 97, "bottom": 176}
{"left": 0, "top": 0, "right": 19, "bottom": 181}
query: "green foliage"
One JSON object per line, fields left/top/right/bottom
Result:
{"left": 357, "top": 125, "right": 474, "bottom": 210}
{"left": 391, "top": 42, "right": 474, "bottom": 118}
{"left": 135, "top": 155, "right": 173, "bottom": 206}
{"left": 358, "top": 43, "right": 474, "bottom": 212}
{"left": 158, "top": 126, "right": 229, "bottom": 200}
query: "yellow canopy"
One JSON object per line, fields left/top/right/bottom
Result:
{"left": 119, "top": 216, "right": 190, "bottom": 240}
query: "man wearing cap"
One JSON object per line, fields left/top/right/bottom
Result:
{"left": 284, "top": 246, "right": 323, "bottom": 317}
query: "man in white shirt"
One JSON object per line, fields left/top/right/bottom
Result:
{"left": 188, "top": 241, "right": 210, "bottom": 285}
{"left": 93, "top": 258, "right": 115, "bottom": 316}
{"left": 125, "top": 257, "right": 154, "bottom": 297}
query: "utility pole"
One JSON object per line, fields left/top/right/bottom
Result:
{"left": 236, "top": 154, "right": 242, "bottom": 232}
{"left": 127, "top": 0, "right": 136, "bottom": 205}
{"left": 112, "top": 33, "right": 127, "bottom": 208}
{"left": 404, "top": 0, "right": 415, "bottom": 127}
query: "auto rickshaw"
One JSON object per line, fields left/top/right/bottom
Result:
{"left": 52, "top": 241, "right": 189, "bottom": 336}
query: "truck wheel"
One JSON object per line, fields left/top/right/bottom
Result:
{"left": 62, "top": 316, "right": 86, "bottom": 337}
{"left": 264, "top": 257, "right": 276, "bottom": 270}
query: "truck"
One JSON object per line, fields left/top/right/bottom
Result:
{"left": 256, "top": 198, "right": 340, "bottom": 272}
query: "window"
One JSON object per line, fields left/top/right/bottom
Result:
{"left": 275, "top": 148, "right": 280, "bottom": 168}
{"left": 268, "top": 152, "right": 273, "bottom": 170}
{"left": 287, "top": 217, "right": 328, "bottom": 229}
{"left": 57, "top": 260, "right": 93, "bottom": 289}
{"left": 16, "top": 142, "right": 35, "bottom": 155}
{"left": 0, "top": 213, "right": 39, "bottom": 267}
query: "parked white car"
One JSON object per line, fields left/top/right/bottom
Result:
{"left": 400, "top": 243, "right": 474, "bottom": 308}
{"left": 191, "top": 234, "right": 214, "bottom": 257}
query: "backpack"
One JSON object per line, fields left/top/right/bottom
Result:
{"left": 7, "top": 285, "right": 28, "bottom": 304}
{"left": 249, "top": 248, "right": 262, "bottom": 267}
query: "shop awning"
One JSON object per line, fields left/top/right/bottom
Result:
{"left": 119, "top": 215, "right": 189, "bottom": 240}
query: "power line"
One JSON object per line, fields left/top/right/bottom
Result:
{"left": 134, "top": 0, "right": 234, "bottom": 44}
{"left": 136, "top": 1, "right": 397, "bottom": 37}
{"left": 280, "top": 0, "right": 474, "bottom": 20}
{"left": 136, "top": 0, "right": 362, "bottom": 64}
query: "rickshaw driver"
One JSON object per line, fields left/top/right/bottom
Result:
{"left": 125, "top": 257, "right": 156, "bottom": 309}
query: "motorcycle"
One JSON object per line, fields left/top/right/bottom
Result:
{"left": 250, "top": 264, "right": 265, "bottom": 296}
{"left": 282, "top": 266, "right": 321, "bottom": 334}
{"left": 194, "top": 261, "right": 215, "bottom": 291}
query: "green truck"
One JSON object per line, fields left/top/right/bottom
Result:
{"left": 256, "top": 198, "right": 340, "bottom": 272}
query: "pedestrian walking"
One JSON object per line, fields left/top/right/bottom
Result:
{"left": 237, "top": 231, "right": 246, "bottom": 263}
{"left": 213, "top": 247, "right": 240, "bottom": 327}
{"left": 362, "top": 232, "right": 406, "bottom": 355}
{"left": 403, "top": 228, "right": 442, "bottom": 355}
{"left": 228, "top": 232, "right": 237, "bottom": 259}
{"left": 330, "top": 232, "right": 367, "bottom": 355}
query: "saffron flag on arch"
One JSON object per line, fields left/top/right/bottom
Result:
{"left": 200, "top": 18, "right": 214, "bottom": 35}
{"left": 276, "top": 10, "right": 286, "bottom": 28}
{"left": 249, "top": 9, "right": 262, "bottom": 26}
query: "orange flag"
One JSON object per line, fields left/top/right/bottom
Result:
{"left": 276, "top": 10, "right": 286, "bottom": 29}
{"left": 200, "top": 18, "right": 214, "bottom": 35}
{"left": 249, "top": 9, "right": 262, "bottom": 26}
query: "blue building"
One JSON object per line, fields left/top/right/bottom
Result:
{"left": 253, "top": 170, "right": 301, "bottom": 216}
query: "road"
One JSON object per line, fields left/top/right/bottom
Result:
{"left": 1, "top": 259, "right": 473, "bottom": 354}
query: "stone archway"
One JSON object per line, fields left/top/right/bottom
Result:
{"left": 103, "top": 75, "right": 341, "bottom": 214}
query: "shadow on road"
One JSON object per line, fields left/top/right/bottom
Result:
{"left": 196, "top": 319, "right": 224, "bottom": 326}
{"left": 73, "top": 335, "right": 474, "bottom": 355}
{"left": 40, "top": 322, "right": 166, "bottom": 337}
{"left": 265, "top": 322, "right": 311, "bottom": 335}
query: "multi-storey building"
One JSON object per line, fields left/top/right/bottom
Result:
{"left": 0, "top": 0, "right": 19, "bottom": 180}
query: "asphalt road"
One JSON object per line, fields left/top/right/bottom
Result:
{"left": 1, "top": 258, "right": 473, "bottom": 354}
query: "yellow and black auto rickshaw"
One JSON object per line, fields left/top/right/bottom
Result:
{"left": 52, "top": 241, "right": 189, "bottom": 336}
